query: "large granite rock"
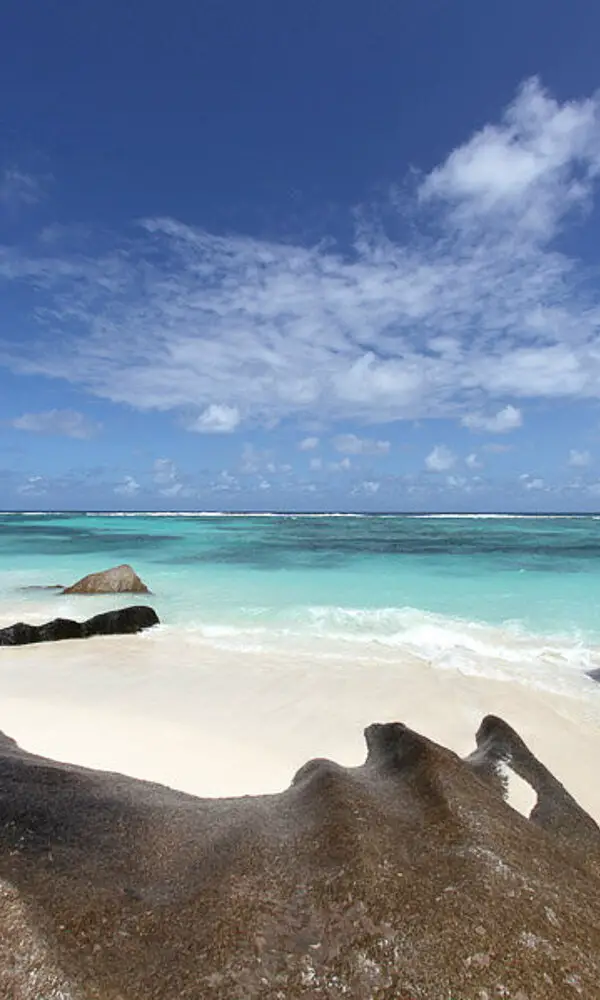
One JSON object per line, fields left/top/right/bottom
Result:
{"left": 0, "top": 716, "right": 597, "bottom": 998}
{"left": 62, "top": 563, "right": 150, "bottom": 594}
{"left": 0, "top": 605, "right": 159, "bottom": 646}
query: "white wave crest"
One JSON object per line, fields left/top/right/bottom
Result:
{"left": 161, "top": 603, "right": 600, "bottom": 697}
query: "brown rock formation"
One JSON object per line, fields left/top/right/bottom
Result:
{"left": 62, "top": 563, "right": 150, "bottom": 595}
{"left": 0, "top": 717, "right": 598, "bottom": 998}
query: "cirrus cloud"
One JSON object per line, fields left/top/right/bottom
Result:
{"left": 2, "top": 80, "right": 600, "bottom": 437}
{"left": 17, "top": 474, "right": 47, "bottom": 496}
{"left": 0, "top": 168, "right": 45, "bottom": 208}
{"left": 10, "top": 409, "right": 101, "bottom": 439}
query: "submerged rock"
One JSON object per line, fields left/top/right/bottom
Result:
{"left": 19, "top": 585, "right": 64, "bottom": 592}
{"left": 0, "top": 716, "right": 597, "bottom": 998}
{"left": 62, "top": 563, "right": 150, "bottom": 594}
{"left": 0, "top": 605, "right": 159, "bottom": 646}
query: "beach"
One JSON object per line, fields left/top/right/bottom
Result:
{"left": 2, "top": 512, "right": 600, "bottom": 824}
{"left": 2, "top": 628, "right": 600, "bottom": 824}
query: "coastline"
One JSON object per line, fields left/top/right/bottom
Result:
{"left": 2, "top": 629, "right": 599, "bottom": 822}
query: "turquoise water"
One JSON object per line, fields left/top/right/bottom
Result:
{"left": 2, "top": 512, "right": 600, "bottom": 685}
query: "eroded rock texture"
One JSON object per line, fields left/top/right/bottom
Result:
{"left": 0, "top": 606, "right": 159, "bottom": 646}
{"left": 0, "top": 717, "right": 598, "bottom": 999}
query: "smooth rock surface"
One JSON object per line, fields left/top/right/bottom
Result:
{"left": 0, "top": 606, "right": 159, "bottom": 646}
{"left": 62, "top": 563, "right": 150, "bottom": 594}
{"left": 0, "top": 716, "right": 597, "bottom": 998}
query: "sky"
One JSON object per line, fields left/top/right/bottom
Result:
{"left": 2, "top": 1, "right": 600, "bottom": 512}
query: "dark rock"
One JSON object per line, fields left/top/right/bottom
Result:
{"left": 588, "top": 667, "right": 600, "bottom": 682}
{"left": 0, "top": 622, "right": 40, "bottom": 646}
{"left": 62, "top": 563, "right": 150, "bottom": 594}
{"left": 0, "top": 606, "right": 159, "bottom": 646}
{"left": 0, "top": 717, "right": 597, "bottom": 998}
{"left": 82, "top": 606, "right": 159, "bottom": 637}
{"left": 37, "top": 617, "right": 84, "bottom": 642}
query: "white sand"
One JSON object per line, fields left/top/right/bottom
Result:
{"left": 1, "top": 630, "right": 600, "bottom": 822}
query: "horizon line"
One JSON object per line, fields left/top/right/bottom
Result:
{"left": 2, "top": 509, "right": 600, "bottom": 518}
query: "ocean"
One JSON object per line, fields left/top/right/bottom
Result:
{"left": 2, "top": 511, "right": 600, "bottom": 697}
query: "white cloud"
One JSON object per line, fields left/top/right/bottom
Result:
{"left": 419, "top": 77, "right": 600, "bottom": 239}
{"left": 151, "top": 457, "right": 191, "bottom": 497}
{"left": 0, "top": 168, "right": 44, "bottom": 208}
{"left": 330, "top": 457, "right": 352, "bottom": 472}
{"left": 351, "top": 480, "right": 380, "bottom": 496}
{"left": 520, "top": 473, "right": 545, "bottom": 491}
{"left": 465, "top": 452, "right": 482, "bottom": 470}
{"left": 425, "top": 445, "right": 456, "bottom": 472}
{"left": 299, "top": 436, "right": 320, "bottom": 451}
{"left": 114, "top": 475, "right": 140, "bottom": 497}
{"left": 153, "top": 458, "right": 178, "bottom": 485}
{"left": 3, "top": 80, "right": 600, "bottom": 431}
{"left": 210, "top": 470, "right": 240, "bottom": 493}
{"left": 461, "top": 405, "right": 523, "bottom": 434}
{"left": 446, "top": 475, "right": 469, "bottom": 490}
{"left": 187, "top": 404, "right": 240, "bottom": 434}
{"left": 240, "top": 443, "right": 273, "bottom": 474}
{"left": 10, "top": 409, "right": 100, "bottom": 439}
{"left": 17, "top": 475, "right": 47, "bottom": 496}
{"left": 568, "top": 448, "right": 591, "bottom": 467}
{"left": 526, "top": 477, "right": 545, "bottom": 491}
{"left": 161, "top": 482, "right": 185, "bottom": 497}
{"left": 332, "top": 433, "right": 391, "bottom": 455}
{"left": 309, "top": 457, "right": 323, "bottom": 471}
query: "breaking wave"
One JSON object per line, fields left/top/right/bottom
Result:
{"left": 174, "top": 604, "right": 600, "bottom": 696}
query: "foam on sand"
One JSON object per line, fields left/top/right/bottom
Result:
{"left": 1, "top": 629, "right": 599, "bottom": 824}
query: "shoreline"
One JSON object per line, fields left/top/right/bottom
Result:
{"left": 3, "top": 591, "right": 600, "bottom": 700}
{"left": 1, "top": 631, "right": 600, "bottom": 823}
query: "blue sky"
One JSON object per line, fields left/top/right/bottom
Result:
{"left": 2, "top": 1, "right": 600, "bottom": 511}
